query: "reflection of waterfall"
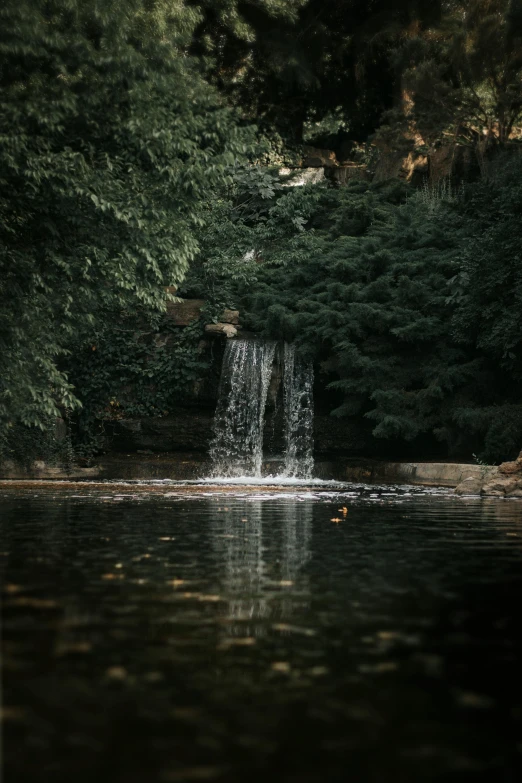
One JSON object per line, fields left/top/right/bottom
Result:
{"left": 212, "top": 501, "right": 269, "bottom": 637}
{"left": 283, "top": 343, "right": 314, "bottom": 478}
{"left": 280, "top": 501, "right": 313, "bottom": 582}
{"left": 210, "top": 500, "right": 312, "bottom": 639}
{"left": 210, "top": 340, "right": 276, "bottom": 477}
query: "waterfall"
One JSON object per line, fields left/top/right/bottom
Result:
{"left": 283, "top": 343, "right": 314, "bottom": 479}
{"left": 210, "top": 339, "right": 276, "bottom": 477}
{"left": 209, "top": 339, "right": 314, "bottom": 480}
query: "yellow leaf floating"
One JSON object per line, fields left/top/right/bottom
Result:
{"left": 105, "top": 666, "right": 127, "bottom": 681}
{"left": 271, "top": 661, "right": 291, "bottom": 674}
{"left": 330, "top": 517, "right": 342, "bottom": 523}
{"left": 217, "top": 637, "right": 256, "bottom": 651}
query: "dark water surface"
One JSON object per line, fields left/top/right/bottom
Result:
{"left": 2, "top": 482, "right": 522, "bottom": 782}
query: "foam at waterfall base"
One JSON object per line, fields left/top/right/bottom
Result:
{"left": 201, "top": 474, "right": 343, "bottom": 487}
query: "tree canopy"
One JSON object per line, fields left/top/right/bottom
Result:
{"left": 3, "top": 0, "right": 522, "bottom": 463}
{"left": 0, "top": 0, "right": 245, "bottom": 433}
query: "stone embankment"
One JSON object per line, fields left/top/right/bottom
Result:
{"left": 0, "top": 456, "right": 512, "bottom": 494}
{"left": 455, "top": 452, "right": 522, "bottom": 497}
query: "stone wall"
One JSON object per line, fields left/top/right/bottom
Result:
{"left": 288, "top": 143, "right": 479, "bottom": 188}
{"left": 454, "top": 451, "right": 522, "bottom": 497}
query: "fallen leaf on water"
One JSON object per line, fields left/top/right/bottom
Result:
{"left": 8, "top": 597, "right": 58, "bottom": 609}
{"left": 0, "top": 707, "right": 25, "bottom": 722}
{"left": 339, "top": 506, "right": 348, "bottom": 515}
{"left": 378, "top": 631, "right": 399, "bottom": 641}
{"left": 272, "top": 623, "right": 316, "bottom": 637}
{"left": 271, "top": 661, "right": 291, "bottom": 674}
{"left": 159, "top": 537, "right": 174, "bottom": 541}
{"left": 456, "top": 691, "right": 494, "bottom": 709}
{"left": 105, "top": 666, "right": 127, "bottom": 681}
{"left": 309, "top": 666, "right": 329, "bottom": 677}
{"left": 4, "top": 584, "right": 22, "bottom": 594}
{"left": 359, "top": 661, "right": 398, "bottom": 674}
{"left": 218, "top": 637, "right": 256, "bottom": 651}
{"left": 144, "top": 671, "right": 164, "bottom": 683}
{"left": 330, "top": 518, "right": 342, "bottom": 523}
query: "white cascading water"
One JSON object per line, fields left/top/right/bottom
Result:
{"left": 282, "top": 343, "right": 314, "bottom": 478}
{"left": 209, "top": 339, "right": 276, "bottom": 477}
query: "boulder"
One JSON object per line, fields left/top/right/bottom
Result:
{"left": 204, "top": 323, "right": 237, "bottom": 338}
{"left": 482, "top": 477, "right": 520, "bottom": 496}
{"left": 165, "top": 299, "right": 241, "bottom": 329}
{"left": 455, "top": 477, "right": 484, "bottom": 496}
{"left": 499, "top": 450, "right": 522, "bottom": 474}
{"left": 499, "top": 461, "right": 520, "bottom": 475}
{"left": 220, "top": 309, "right": 240, "bottom": 325}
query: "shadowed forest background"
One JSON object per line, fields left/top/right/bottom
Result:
{"left": 2, "top": 0, "right": 522, "bottom": 466}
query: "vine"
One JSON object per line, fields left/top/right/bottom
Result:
{"left": 65, "top": 311, "right": 209, "bottom": 459}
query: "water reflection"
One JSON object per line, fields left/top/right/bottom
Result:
{"left": 211, "top": 499, "right": 312, "bottom": 637}
{"left": 3, "top": 487, "right": 522, "bottom": 783}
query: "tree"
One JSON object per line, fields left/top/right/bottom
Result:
{"left": 0, "top": 0, "right": 245, "bottom": 435}
{"left": 243, "top": 181, "right": 475, "bottom": 449}
{"left": 449, "top": 153, "right": 522, "bottom": 459}
{"left": 190, "top": 0, "right": 443, "bottom": 144}
{"left": 384, "top": 0, "right": 522, "bottom": 161}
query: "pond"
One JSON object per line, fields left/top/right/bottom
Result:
{"left": 2, "top": 481, "right": 522, "bottom": 782}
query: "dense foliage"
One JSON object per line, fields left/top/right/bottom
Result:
{"left": 178, "top": 151, "right": 522, "bottom": 463}
{"left": 3, "top": 0, "right": 522, "bottom": 466}
{"left": 222, "top": 158, "right": 522, "bottom": 462}
{"left": 63, "top": 313, "right": 209, "bottom": 457}
{"left": 380, "top": 0, "right": 522, "bottom": 164}
{"left": 0, "top": 0, "right": 244, "bottom": 437}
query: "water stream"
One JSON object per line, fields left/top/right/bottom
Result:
{"left": 282, "top": 342, "right": 314, "bottom": 478}
{"left": 210, "top": 339, "right": 314, "bottom": 479}
{"left": 209, "top": 339, "right": 276, "bottom": 477}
